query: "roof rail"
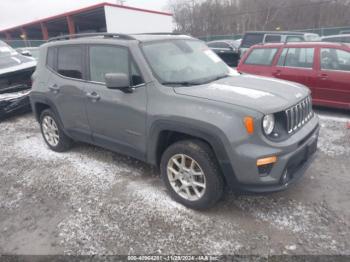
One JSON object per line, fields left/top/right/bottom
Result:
{"left": 48, "top": 33, "right": 136, "bottom": 42}
{"left": 133, "top": 32, "right": 186, "bottom": 36}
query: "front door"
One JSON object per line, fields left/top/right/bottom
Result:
{"left": 84, "top": 45, "right": 147, "bottom": 160}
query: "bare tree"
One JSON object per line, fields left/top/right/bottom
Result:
{"left": 168, "top": 0, "right": 350, "bottom": 37}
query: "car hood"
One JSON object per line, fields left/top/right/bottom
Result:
{"left": 173, "top": 74, "right": 310, "bottom": 114}
{"left": 0, "top": 54, "right": 36, "bottom": 75}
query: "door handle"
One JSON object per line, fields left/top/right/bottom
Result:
{"left": 274, "top": 70, "right": 282, "bottom": 76}
{"left": 86, "top": 92, "right": 100, "bottom": 101}
{"left": 319, "top": 73, "right": 328, "bottom": 80}
{"left": 49, "top": 84, "right": 60, "bottom": 93}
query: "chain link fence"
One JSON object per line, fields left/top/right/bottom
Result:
{"left": 197, "top": 26, "right": 350, "bottom": 42}
{"left": 2, "top": 40, "right": 46, "bottom": 48}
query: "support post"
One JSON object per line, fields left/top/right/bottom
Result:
{"left": 66, "top": 16, "right": 76, "bottom": 37}
{"left": 4, "top": 31, "right": 11, "bottom": 40}
{"left": 41, "top": 22, "right": 49, "bottom": 40}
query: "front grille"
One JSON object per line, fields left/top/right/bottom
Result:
{"left": 285, "top": 96, "right": 313, "bottom": 134}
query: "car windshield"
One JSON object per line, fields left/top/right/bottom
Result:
{"left": 0, "top": 41, "right": 17, "bottom": 58}
{"left": 141, "top": 39, "right": 230, "bottom": 85}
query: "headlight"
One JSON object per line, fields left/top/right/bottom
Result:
{"left": 263, "top": 114, "right": 275, "bottom": 135}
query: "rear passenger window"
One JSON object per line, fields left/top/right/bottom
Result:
{"left": 57, "top": 46, "right": 84, "bottom": 79}
{"left": 241, "top": 34, "right": 264, "bottom": 48}
{"left": 265, "top": 35, "right": 281, "bottom": 43}
{"left": 286, "top": 36, "right": 303, "bottom": 42}
{"left": 46, "top": 47, "right": 57, "bottom": 70}
{"left": 285, "top": 48, "right": 314, "bottom": 68}
{"left": 323, "top": 37, "right": 341, "bottom": 43}
{"left": 277, "top": 48, "right": 288, "bottom": 66}
{"left": 244, "top": 48, "right": 278, "bottom": 66}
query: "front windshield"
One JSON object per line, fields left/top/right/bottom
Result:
{"left": 0, "top": 41, "right": 17, "bottom": 58}
{"left": 142, "top": 39, "right": 230, "bottom": 85}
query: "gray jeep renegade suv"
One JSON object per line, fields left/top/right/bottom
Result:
{"left": 30, "top": 33, "right": 319, "bottom": 209}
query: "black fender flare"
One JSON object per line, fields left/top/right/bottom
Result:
{"left": 147, "top": 119, "right": 239, "bottom": 188}
{"left": 30, "top": 93, "right": 70, "bottom": 137}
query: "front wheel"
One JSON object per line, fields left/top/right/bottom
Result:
{"left": 160, "top": 140, "right": 224, "bottom": 209}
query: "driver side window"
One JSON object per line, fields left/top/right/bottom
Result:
{"left": 89, "top": 45, "right": 144, "bottom": 86}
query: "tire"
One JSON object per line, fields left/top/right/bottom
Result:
{"left": 160, "top": 139, "right": 224, "bottom": 209}
{"left": 39, "top": 109, "right": 73, "bottom": 152}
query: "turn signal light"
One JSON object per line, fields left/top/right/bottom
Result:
{"left": 244, "top": 116, "right": 254, "bottom": 134}
{"left": 257, "top": 156, "right": 277, "bottom": 166}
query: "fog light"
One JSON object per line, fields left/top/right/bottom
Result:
{"left": 257, "top": 156, "right": 277, "bottom": 166}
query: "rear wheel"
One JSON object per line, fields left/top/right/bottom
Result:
{"left": 39, "top": 109, "right": 73, "bottom": 152}
{"left": 160, "top": 139, "right": 224, "bottom": 209}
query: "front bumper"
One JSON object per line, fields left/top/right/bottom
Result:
{"left": 228, "top": 116, "right": 319, "bottom": 193}
{"left": 0, "top": 89, "right": 31, "bottom": 120}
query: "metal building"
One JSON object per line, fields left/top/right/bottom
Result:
{"left": 0, "top": 2, "right": 173, "bottom": 42}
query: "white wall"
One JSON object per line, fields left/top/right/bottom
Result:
{"left": 104, "top": 6, "right": 173, "bottom": 34}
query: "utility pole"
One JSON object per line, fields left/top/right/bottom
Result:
{"left": 116, "top": 0, "right": 126, "bottom": 5}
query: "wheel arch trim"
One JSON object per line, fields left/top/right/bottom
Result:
{"left": 147, "top": 118, "right": 239, "bottom": 187}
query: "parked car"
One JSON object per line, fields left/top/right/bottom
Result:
{"left": 321, "top": 34, "right": 350, "bottom": 43}
{"left": 207, "top": 39, "right": 241, "bottom": 67}
{"left": 16, "top": 47, "right": 40, "bottom": 60}
{"left": 0, "top": 41, "right": 36, "bottom": 120}
{"left": 30, "top": 33, "right": 319, "bottom": 209}
{"left": 239, "top": 31, "right": 320, "bottom": 57}
{"left": 237, "top": 42, "right": 350, "bottom": 110}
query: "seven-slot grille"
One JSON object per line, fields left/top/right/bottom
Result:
{"left": 285, "top": 96, "right": 313, "bottom": 134}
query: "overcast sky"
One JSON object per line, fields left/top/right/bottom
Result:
{"left": 0, "top": 0, "right": 169, "bottom": 30}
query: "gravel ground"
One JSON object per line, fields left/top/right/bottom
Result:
{"left": 0, "top": 109, "right": 349, "bottom": 256}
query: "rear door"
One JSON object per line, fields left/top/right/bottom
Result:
{"left": 273, "top": 47, "right": 317, "bottom": 94}
{"left": 46, "top": 45, "right": 91, "bottom": 142}
{"left": 314, "top": 47, "right": 350, "bottom": 109}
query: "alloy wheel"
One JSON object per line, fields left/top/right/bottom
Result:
{"left": 42, "top": 115, "right": 60, "bottom": 147}
{"left": 167, "top": 154, "right": 206, "bottom": 201}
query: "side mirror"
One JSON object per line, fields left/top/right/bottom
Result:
{"left": 21, "top": 50, "right": 32, "bottom": 57}
{"left": 105, "top": 73, "right": 131, "bottom": 92}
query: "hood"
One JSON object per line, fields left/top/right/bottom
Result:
{"left": 0, "top": 53, "right": 36, "bottom": 76}
{"left": 173, "top": 74, "right": 310, "bottom": 114}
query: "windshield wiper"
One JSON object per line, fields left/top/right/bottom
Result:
{"left": 209, "top": 74, "right": 230, "bottom": 82}
{"left": 161, "top": 75, "right": 230, "bottom": 86}
{"left": 161, "top": 81, "right": 202, "bottom": 86}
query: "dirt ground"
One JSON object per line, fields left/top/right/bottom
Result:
{"left": 0, "top": 108, "right": 349, "bottom": 256}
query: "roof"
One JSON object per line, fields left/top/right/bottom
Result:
{"left": 0, "top": 2, "right": 172, "bottom": 33}
{"left": 244, "top": 31, "right": 318, "bottom": 36}
{"left": 251, "top": 41, "right": 350, "bottom": 48}
{"left": 207, "top": 39, "right": 241, "bottom": 43}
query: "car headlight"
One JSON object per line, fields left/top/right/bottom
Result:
{"left": 263, "top": 114, "right": 275, "bottom": 135}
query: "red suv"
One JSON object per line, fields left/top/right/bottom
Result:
{"left": 237, "top": 42, "right": 350, "bottom": 110}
